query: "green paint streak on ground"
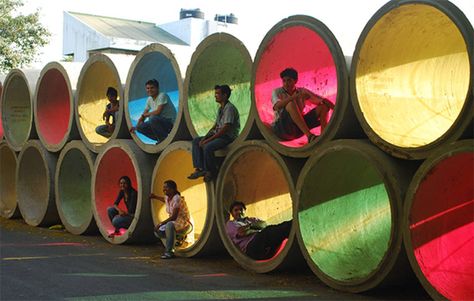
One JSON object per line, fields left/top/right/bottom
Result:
{"left": 298, "top": 150, "right": 392, "bottom": 281}
{"left": 67, "top": 289, "right": 316, "bottom": 301}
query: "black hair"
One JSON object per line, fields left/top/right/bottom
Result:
{"left": 229, "top": 201, "right": 246, "bottom": 213}
{"left": 145, "top": 79, "right": 160, "bottom": 89}
{"left": 119, "top": 176, "right": 133, "bottom": 190}
{"left": 164, "top": 179, "right": 181, "bottom": 196}
{"left": 214, "top": 84, "right": 232, "bottom": 98}
{"left": 106, "top": 87, "right": 118, "bottom": 97}
{"left": 280, "top": 68, "right": 298, "bottom": 80}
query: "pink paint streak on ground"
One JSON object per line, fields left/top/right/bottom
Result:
{"left": 255, "top": 25, "right": 338, "bottom": 148}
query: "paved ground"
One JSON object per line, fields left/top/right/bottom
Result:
{"left": 0, "top": 217, "right": 430, "bottom": 301}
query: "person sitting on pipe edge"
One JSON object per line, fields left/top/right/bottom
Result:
{"left": 272, "top": 67, "right": 334, "bottom": 143}
{"left": 150, "top": 180, "right": 193, "bottom": 259}
{"left": 95, "top": 87, "right": 119, "bottom": 138}
{"left": 130, "top": 79, "right": 177, "bottom": 144}
{"left": 107, "top": 176, "right": 137, "bottom": 238}
{"left": 225, "top": 201, "right": 291, "bottom": 260}
{"left": 188, "top": 84, "right": 240, "bottom": 182}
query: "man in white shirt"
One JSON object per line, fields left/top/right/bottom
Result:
{"left": 130, "top": 79, "right": 177, "bottom": 143}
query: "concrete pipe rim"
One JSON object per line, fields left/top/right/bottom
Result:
{"left": 0, "top": 143, "right": 19, "bottom": 219}
{"left": 350, "top": 0, "right": 474, "bottom": 160}
{"left": 251, "top": 15, "right": 349, "bottom": 158}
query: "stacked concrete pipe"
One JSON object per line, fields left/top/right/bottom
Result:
{"left": 92, "top": 140, "right": 155, "bottom": 244}
{"left": 0, "top": 143, "right": 19, "bottom": 218}
{"left": 215, "top": 140, "right": 305, "bottom": 273}
{"left": 0, "top": 78, "right": 4, "bottom": 140}
{"left": 125, "top": 44, "right": 190, "bottom": 153}
{"left": 151, "top": 141, "right": 223, "bottom": 257}
{"left": 34, "top": 62, "right": 83, "bottom": 152}
{"left": 55, "top": 141, "right": 97, "bottom": 235}
{"left": 184, "top": 33, "right": 256, "bottom": 148}
{"left": 252, "top": 15, "right": 363, "bottom": 158}
{"left": 403, "top": 140, "right": 473, "bottom": 300}
{"left": 16, "top": 140, "right": 60, "bottom": 227}
{"left": 351, "top": 0, "right": 473, "bottom": 160}
{"left": 296, "top": 140, "right": 419, "bottom": 292}
{"left": 2, "top": 69, "right": 40, "bottom": 152}
{"left": 75, "top": 53, "right": 135, "bottom": 153}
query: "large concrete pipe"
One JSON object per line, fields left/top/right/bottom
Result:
{"left": 125, "top": 44, "right": 189, "bottom": 153}
{"left": 403, "top": 140, "right": 473, "bottom": 301}
{"left": 296, "top": 140, "right": 419, "bottom": 292}
{"left": 0, "top": 78, "right": 4, "bottom": 141}
{"left": 92, "top": 140, "right": 155, "bottom": 244}
{"left": 2, "top": 69, "right": 40, "bottom": 152}
{"left": 34, "top": 62, "right": 83, "bottom": 152}
{"left": 351, "top": 0, "right": 473, "bottom": 160}
{"left": 76, "top": 54, "right": 135, "bottom": 153}
{"left": 55, "top": 141, "right": 97, "bottom": 235}
{"left": 184, "top": 33, "right": 255, "bottom": 147}
{"left": 151, "top": 141, "right": 223, "bottom": 257}
{"left": 0, "top": 143, "right": 19, "bottom": 218}
{"left": 16, "top": 140, "right": 60, "bottom": 227}
{"left": 215, "top": 140, "right": 305, "bottom": 273}
{"left": 252, "top": 15, "right": 361, "bottom": 158}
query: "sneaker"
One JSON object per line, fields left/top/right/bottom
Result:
{"left": 187, "top": 170, "right": 206, "bottom": 179}
{"left": 161, "top": 252, "right": 175, "bottom": 259}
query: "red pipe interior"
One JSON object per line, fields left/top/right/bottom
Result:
{"left": 255, "top": 25, "right": 337, "bottom": 147}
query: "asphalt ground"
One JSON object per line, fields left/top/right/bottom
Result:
{"left": 0, "top": 217, "right": 430, "bottom": 301}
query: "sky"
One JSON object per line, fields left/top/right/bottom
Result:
{"left": 19, "top": 0, "right": 474, "bottom": 69}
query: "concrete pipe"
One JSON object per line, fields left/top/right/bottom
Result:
{"left": 184, "top": 33, "right": 254, "bottom": 147}
{"left": 403, "top": 140, "right": 473, "bottom": 300}
{"left": 215, "top": 140, "right": 305, "bottom": 273}
{"left": 151, "top": 141, "right": 223, "bottom": 257}
{"left": 55, "top": 141, "right": 97, "bottom": 235}
{"left": 2, "top": 69, "right": 40, "bottom": 152}
{"left": 125, "top": 44, "right": 189, "bottom": 153}
{"left": 252, "top": 15, "right": 361, "bottom": 158}
{"left": 76, "top": 54, "right": 135, "bottom": 153}
{"left": 16, "top": 140, "right": 60, "bottom": 227}
{"left": 0, "top": 78, "right": 4, "bottom": 140}
{"left": 351, "top": 0, "right": 473, "bottom": 160}
{"left": 296, "top": 139, "right": 419, "bottom": 292}
{"left": 34, "top": 62, "right": 83, "bottom": 152}
{"left": 0, "top": 143, "right": 20, "bottom": 218}
{"left": 92, "top": 140, "right": 155, "bottom": 244}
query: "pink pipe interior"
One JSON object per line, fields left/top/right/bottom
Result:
{"left": 255, "top": 25, "right": 337, "bottom": 147}
{"left": 95, "top": 147, "right": 137, "bottom": 234}
{"left": 37, "top": 69, "right": 71, "bottom": 145}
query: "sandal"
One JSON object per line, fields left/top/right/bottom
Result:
{"left": 161, "top": 252, "right": 175, "bottom": 259}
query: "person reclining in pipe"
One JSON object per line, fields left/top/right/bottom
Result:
{"left": 150, "top": 180, "right": 193, "bottom": 259}
{"left": 188, "top": 84, "right": 240, "bottom": 182}
{"left": 225, "top": 201, "right": 292, "bottom": 260}
{"left": 95, "top": 87, "right": 119, "bottom": 138}
{"left": 130, "top": 79, "right": 177, "bottom": 144}
{"left": 107, "top": 176, "right": 137, "bottom": 238}
{"left": 272, "top": 67, "right": 335, "bottom": 143}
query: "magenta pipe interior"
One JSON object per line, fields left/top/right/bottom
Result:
{"left": 94, "top": 147, "right": 137, "bottom": 234}
{"left": 36, "top": 69, "right": 71, "bottom": 146}
{"left": 255, "top": 25, "right": 337, "bottom": 148}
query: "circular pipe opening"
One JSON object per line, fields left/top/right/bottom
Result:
{"left": 185, "top": 33, "right": 252, "bottom": 143}
{"left": 405, "top": 142, "right": 473, "bottom": 300}
{"left": 151, "top": 143, "right": 210, "bottom": 255}
{"left": 352, "top": 1, "right": 472, "bottom": 157}
{"left": 0, "top": 144, "right": 18, "bottom": 218}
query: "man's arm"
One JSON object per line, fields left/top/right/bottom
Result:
{"left": 272, "top": 90, "right": 301, "bottom": 111}
{"left": 302, "top": 88, "right": 335, "bottom": 109}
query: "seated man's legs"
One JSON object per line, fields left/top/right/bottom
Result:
{"left": 202, "top": 137, "right": 232, "bottom": 177}
{"left": 282, "top": 101, "right": 312, "bottom": 139}
{"left": 164, "top": 221, "right": 177, "bottom": 254}
{"left": 245, "top": 220, "right": 292, "bottom": 260}
{"left": 191, "top": 136, "right": 205, "bottom": 171}
{"left": 96, "top": 125, "right": 112, "bottom": 138}
{"left": 107, "top": 207, "right": 118, "bottom": 223}
{"left": 111, "top": 214, "right": 133, "bottom": 232}
{"left": 148, "top": 115, "right": 173, "bottom": 141}
{"left": 136, "top": 121, "right": 156, "bottom": 140}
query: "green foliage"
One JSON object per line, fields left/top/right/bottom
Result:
{"left": 0, "top": 0, "right": 50, "bottom": 73}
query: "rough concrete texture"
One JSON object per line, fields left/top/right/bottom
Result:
{"left": 0, "top": 143, "right": 19, "bottom": 218}
{"left": 352, "top": 1, "right": 473, "bottom": 158}
{"left": 404, "top": 140, "right": 474, "bottom": 300}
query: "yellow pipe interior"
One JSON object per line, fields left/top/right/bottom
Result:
{"left": 78, "top": 61, "right": 121, "bottom": 144}
{"left": 151, "top": 149, "right": 208, "bottom": 248}
{"left": 356, "top": 4, "right": 470, "bottom": 148}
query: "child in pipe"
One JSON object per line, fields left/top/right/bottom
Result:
{"left": 187, "top": 84, "right": 240, "bottom": 182}
{"left": 129, "top": 79, "right": 176, "bottom": 144}
{"left": 272, "top": 68, "right": 334, "bottom": 143}
{"left": 95, "top": 87, "right": 119, "bottom": 138}
{"left": 107, "top": 176, "right": 137, "bottom": 237}
{"left": 150, "top": 180, "right": 193, "bottom": 259}
{"left": 225, "top": 201, "right": 291, "bottom": 260}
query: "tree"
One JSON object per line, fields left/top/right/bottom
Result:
{"left": 0, "top": 0, "right": 50, "bottom": 73}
